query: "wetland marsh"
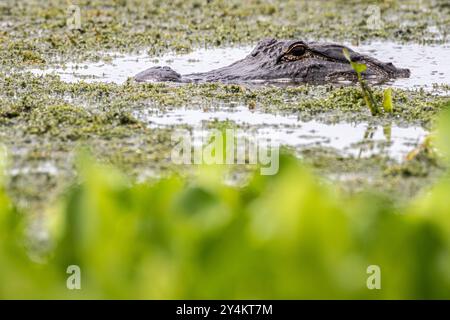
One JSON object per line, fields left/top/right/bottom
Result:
{"left": 0, "top": 0, "right": 449, "bottom": 299}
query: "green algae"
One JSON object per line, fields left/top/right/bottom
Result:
{"left": 2, "top": 72, "right": 448, "bottom": 127}
{"left": 0, "top": 70, "right": 448, "bottom": 209}
{"left": 0, "top": 0, "right": 449, "bottom": 68}
{"left": 0, "top": 0, "right": 449, "bottom": 210}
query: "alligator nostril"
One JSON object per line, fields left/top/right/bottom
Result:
{"left": 275, "top": 55, "right": 283, "bottom": 64}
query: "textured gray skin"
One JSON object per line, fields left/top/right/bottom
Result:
{"left": 135, "top": 39, "right": 410, "bottom": 84}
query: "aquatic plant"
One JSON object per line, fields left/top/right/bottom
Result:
{"left": 382, "top": 88, "right": 394, "bottom": 113}
{"left": 343, "top": 48, "right": 394, "bottom": 116}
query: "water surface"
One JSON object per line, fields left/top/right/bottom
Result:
{"left": 31, "top": 42, "right": 450, "bottom": 91}
{"left": 134, "top": 106, "right": 427, "bottom": 161}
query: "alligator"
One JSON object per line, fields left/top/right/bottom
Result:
{"left": 134, "top": 38, "right": 410, "bottom": 84}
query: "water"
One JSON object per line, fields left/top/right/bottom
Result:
{"left": 134, "top": 106, "right": 427, "bottom": 161}
{"left": 9, "top": 161, "right": 59, "bottom": 176}
{"left": 31, "top": 42, "right": 450, "bottom": 90}
{"left": 31, "top": 47, "right": 251, "bottom": 85}
{"left": 29, "top": 41, "right": 444, "bottom": 161}
{"left": 355, "top": 42, "right": 450, "bottom": 91}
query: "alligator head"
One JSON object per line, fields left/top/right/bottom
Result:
{"left": 135, "top": 38, "right": 410, "bottom": 84}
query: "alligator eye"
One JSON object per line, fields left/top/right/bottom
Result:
{"left": 276, "top": 44, "right": 308, "bottom": 64}
{"left": 288, "top": 45, "right": 306, "bottom": 56}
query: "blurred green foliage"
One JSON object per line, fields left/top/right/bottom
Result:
{"left": 1, "top": 110, "right": 450, "bottom": 299}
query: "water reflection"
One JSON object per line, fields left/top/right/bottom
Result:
{"left": 134, "top": 106, "right": 426, "bottom": 161}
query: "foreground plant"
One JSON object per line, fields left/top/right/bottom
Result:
{"left": 0, "top": 154, "right": 449, "bottom": 298}
{"left": 1, "top": 109, "right": 450, "bottom": 299}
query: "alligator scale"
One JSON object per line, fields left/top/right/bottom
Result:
{"left": 135, "top": 39, "right": 410, "bottom": 84}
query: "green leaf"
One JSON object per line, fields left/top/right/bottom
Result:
{"left": 382, "top": 88, "right": 394, "bottom": 113}
{"left": 351, "top": 62, "right": 367, "bottom": 74}
{"left": 343, "top": 48, "right": 367, "bottom": 74}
